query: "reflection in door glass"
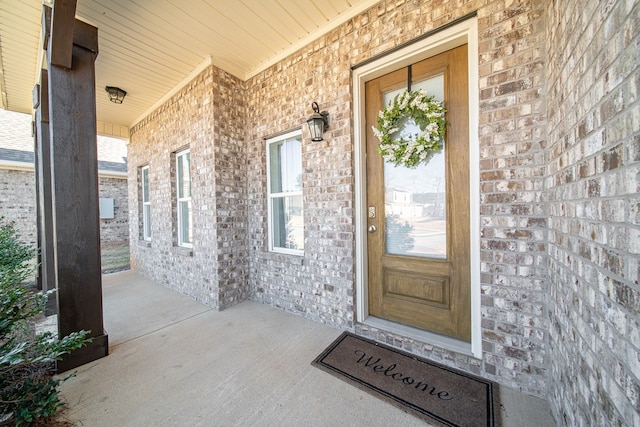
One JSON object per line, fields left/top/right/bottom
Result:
{"left": 383, "top": 74, "right": 446, "bottom": 258}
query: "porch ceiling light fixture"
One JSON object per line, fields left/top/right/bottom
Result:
{"left": 105, "top": 86, "right": 127, "bottom": 104}
{"left": 306, "top": 102, "right": 329, "bottom": 141}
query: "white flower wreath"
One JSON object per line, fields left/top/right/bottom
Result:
{"left": 372, "top": 89, "right": 446, "bottom": 168}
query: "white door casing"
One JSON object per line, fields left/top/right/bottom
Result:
{"left": 352, "top": 17, "right": 481, "bottom": 358}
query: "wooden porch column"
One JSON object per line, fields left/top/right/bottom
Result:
{"left": 32, "top": 71, "right": 57, "bottom": 315}
{"left": 43, "top": 5, "right": 108, "bottom": 372}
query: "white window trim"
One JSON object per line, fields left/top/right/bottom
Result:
{"left": 352, "top": 18, "right": 481, "bottom": 359}
{"left": 266, "top": 129, "right": 304, "bottom": 256}
{"left": 176, "top": 148, "right": 192, "bottom": 248}
{"left": 141, "top": 165, "right": 151, "bottom": 241}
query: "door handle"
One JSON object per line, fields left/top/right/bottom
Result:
{"left": 368, "top": 225, "right": 377, "bottom": 233}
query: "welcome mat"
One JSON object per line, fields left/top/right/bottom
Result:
{"left": 312, "top": 332, "right": 500, "bottom": 427}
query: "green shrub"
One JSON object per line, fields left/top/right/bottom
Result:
{"left": 0, "top": 219, "right": 91, "bottom": 426}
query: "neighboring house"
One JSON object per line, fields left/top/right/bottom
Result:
{"left": 124, "top": 2, "right": 639, "bottom": 427}
{"left": 0, "top": 109, "right": 130, "bottom": 272}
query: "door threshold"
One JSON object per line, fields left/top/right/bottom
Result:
{"left": 362, "top": 316, "right": 475, "bottom": 358}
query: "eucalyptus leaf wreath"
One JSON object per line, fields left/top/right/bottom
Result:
{"left": 372, "top": 89, "right": 446, "bottom": 168}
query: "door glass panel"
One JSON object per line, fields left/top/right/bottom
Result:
{"left": 383, "top": 74, "right": 446, "bottom": 258}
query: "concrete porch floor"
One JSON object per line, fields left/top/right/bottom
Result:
{"left": 58, "top": 270, "right": 555, "bottom": 426}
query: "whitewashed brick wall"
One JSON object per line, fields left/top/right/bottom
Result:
{"left": 546, "top": 0, "right": 639, "bottom": 425}
{"left": 129, "top": 66, "right": 248, "bottom": 308}
{"left": 476, "top": 0, "right": 549, "bottom": 394}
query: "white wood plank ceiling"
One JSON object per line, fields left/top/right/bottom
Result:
{"left": 0, "top": 0, "right": 378, "bottom": 131}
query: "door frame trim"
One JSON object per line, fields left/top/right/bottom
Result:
{"left": 353, "top": 17, "right": 481, "bottom": 358}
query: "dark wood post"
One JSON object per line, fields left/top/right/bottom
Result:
{"left": 33, "top": 72, "right": 57, "bottom": 315}
{"left": 43, "top": 5, "right": 108, "bottom": 372}
{"left": 33, "top": 109, "right": 41, "bottom": 292}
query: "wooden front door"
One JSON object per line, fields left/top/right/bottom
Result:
{"left": 366, "top": 45, "right": 470, "bottom": 341}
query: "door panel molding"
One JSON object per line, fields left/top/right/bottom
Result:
{"left": 353, "top": 17, "right": 481, "bottom": 358}
{"left": 384, "top": 267, "right": 451, "bottom": 307}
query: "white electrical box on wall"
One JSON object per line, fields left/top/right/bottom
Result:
{"left": 99, "top": 198, "right": 115, "bottom": 219}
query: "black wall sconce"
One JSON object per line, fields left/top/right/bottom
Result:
{"left": 105, "top": 86, "right": 127, "bottom": 104}
{"left": 306, "top": 102, "right": 329, "bottom": 141}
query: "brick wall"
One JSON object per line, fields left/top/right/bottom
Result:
{"left": 476, "top": 0, "right": 549, "bottom": 394}
{"left": 211, "top": 67, "right": 249, "bottom": 309}
{"left": 245, "top": 24, "right": 356, "bottom": 330}
{"left": 0, "top": 169, "right": 37, "bottom": 245}
{"left": 546, "top": 0, "right": 639, "bottom": 425}
{"left": 129, "top": 66, "right": 247, "bottom": 308}
{"left": 99, "top": 176, "right": 129, "bottom": 243}
{"left": 0, "top": 168, "right": 130, "bottom": 271}
{"left": 98, "top": 176, "right": 130, "bottom": 271}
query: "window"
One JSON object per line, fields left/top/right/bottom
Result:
{"left": 141, "top": 165, "right": 151, "bottom": 240}
{"left": 266, "top": 130, "right": 303, "bottom": 254}
{"left": 176, "top": 149, "right": 192, "bottom": 247}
